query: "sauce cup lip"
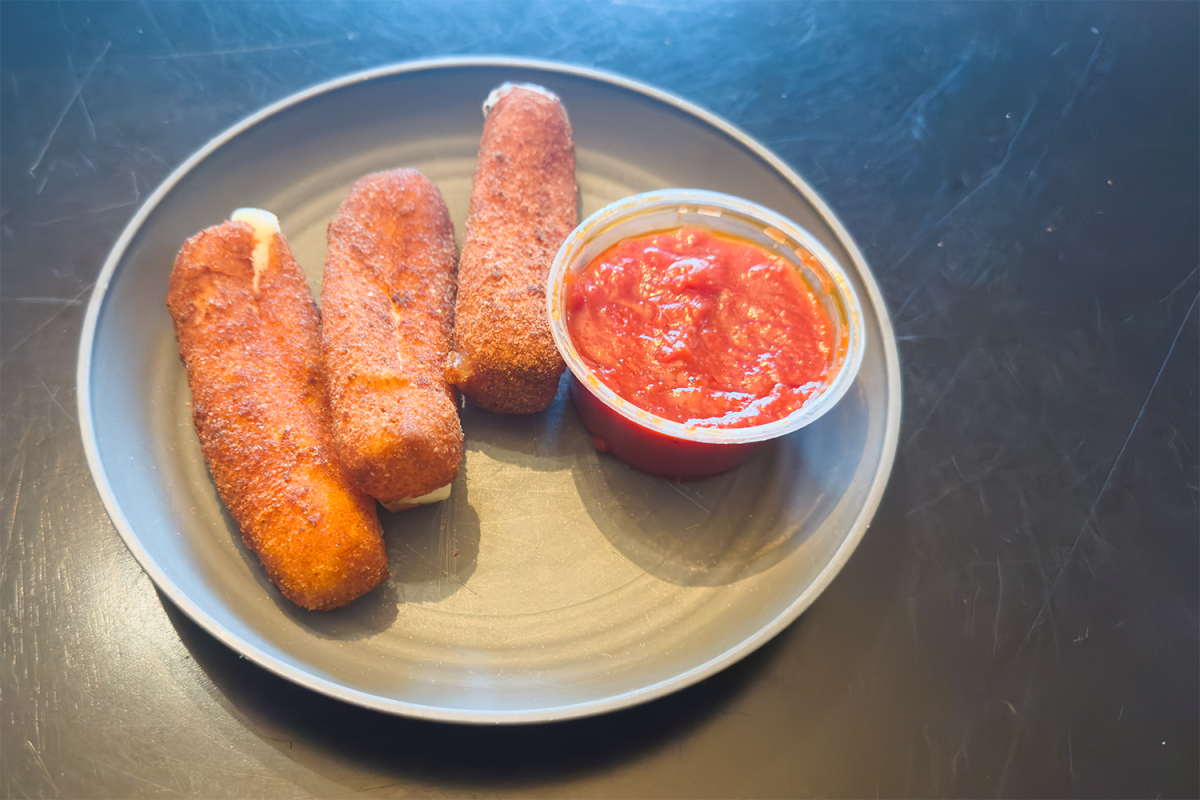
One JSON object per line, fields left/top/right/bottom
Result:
{"left": 547, "top": 189, "right": 866, "bottom": 446}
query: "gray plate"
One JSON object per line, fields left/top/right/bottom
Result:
{"left": 78, "top": 58, "right": 901, "bottom": 724}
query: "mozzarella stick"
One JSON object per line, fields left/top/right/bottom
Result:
{"left": 320, "top": 169, "right": 462, "bottom": 511}
{"left": 166, "top": 209, "right": 389, "bottom": 611}
{"left": 446, "top": 83, "right": 576, "bottom": 414}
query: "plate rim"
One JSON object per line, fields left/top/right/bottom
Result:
{"left": 76, "top": 56, "right": 902, "bottom": 724}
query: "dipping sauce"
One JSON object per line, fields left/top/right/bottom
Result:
{"left": 565, "top": 226, "right": 838, "bottom": 429}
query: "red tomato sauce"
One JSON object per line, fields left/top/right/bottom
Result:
{"left": 565, "top": 226, "right": 838, "bottom": 429}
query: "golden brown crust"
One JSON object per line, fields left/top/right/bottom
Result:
{"left": 166, "top": 220, "right": 389, "bottom": 611}
{"left": 447, "top": 85, "right": 576, "bottom": 414}
{"left": 319, "top": 170, "right": 462, "bottom": 506}
{"left": 320, "top": 169, "right": 463, "bottom": 508}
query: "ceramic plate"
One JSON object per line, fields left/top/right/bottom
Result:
{"left": 78, "top": 58, "right": 901, "bottom": 723}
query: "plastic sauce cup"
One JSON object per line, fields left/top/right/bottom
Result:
{"left": 547, "top": 189, "right": 865, "bottom": 479}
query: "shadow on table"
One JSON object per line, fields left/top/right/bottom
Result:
{"left": 163, "top": 591, "right": 793, "bottom": 790}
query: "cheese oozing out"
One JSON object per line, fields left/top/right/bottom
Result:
{"left": 381, "top": 483, "right": 453, "bottom": 513}
{"left": 231, "top": 207, "right": 280, "bottom": 292}
{"left": 482, "top": 81, "right": 560, "bottom": 117}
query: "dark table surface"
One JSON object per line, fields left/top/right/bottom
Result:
{"left": 2, "top": 2, "right": 1197, "bottom": 797}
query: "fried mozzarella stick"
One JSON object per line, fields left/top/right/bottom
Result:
{"left": 446, "top": 83, "right": 577, "bottom": 413}
{"left": 166, "top": 209, "right": 389, "bottom": 611}
{"left": 321, "top": 170, "right": 462, "bottom": 511}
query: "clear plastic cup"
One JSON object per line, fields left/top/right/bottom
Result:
{"left": 547, "top": 189, "right": 865, "bottom": 479}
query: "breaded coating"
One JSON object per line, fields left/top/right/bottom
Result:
{"left": 166, "top": 216, "right": 389, "bottom": 611}
{"left": 446, "top": 84, "right": 577, "bottom": 414}
{"left": 320, "top": 169, "right": 463, "bottom": 511}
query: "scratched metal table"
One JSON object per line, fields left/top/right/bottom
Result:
{"left": 3, "top": 2, "right": 1196, "bottom": 797}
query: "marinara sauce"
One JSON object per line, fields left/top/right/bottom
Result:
{"left": 565, "top": 226, "right": 838, "bottom": 429}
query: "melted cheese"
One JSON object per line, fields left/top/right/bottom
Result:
{"left": 482, "top": 81, "right": 559, "bottom": 117}
{"left": 381, "top": 483, "right": 453, "bottom": 513}
{"left": 231, "top": 207, "right": 280, "bottom": 293}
